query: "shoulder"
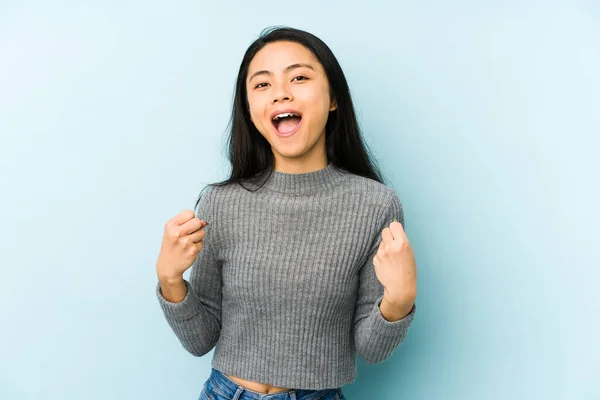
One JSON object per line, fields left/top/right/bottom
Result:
{"left": 194, "top": 183, "right": 229, "bottom": 218}
{"left": 195, "top": 181, "right": 247, "bottom": 218}
{"left": 341, "top": 172, "right": 402, "bottom": 209}
{"left": 340, "top": 172, "right": 404, "bottom": 226}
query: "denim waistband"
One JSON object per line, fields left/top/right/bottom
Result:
{"left": 207, "top": 368, "right": 339, "bottom": 400}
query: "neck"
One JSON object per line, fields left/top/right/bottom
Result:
{"left": 272, "top": 136, "right": 328, "bottom": 174}
{"left": 273, "top": 156, "right": 328, "bottom": 174}
{"left": 262, "top": 162, "right": 347, "bottom": 195}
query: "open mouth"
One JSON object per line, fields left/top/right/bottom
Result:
{"left": 272, "top": 112, "right": 302, "bottom": 136}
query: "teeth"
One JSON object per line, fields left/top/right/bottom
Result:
{"left": 273, "top": 112, "right": 300, "bottom": 121}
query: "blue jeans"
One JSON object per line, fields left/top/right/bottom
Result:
{"left": 199, "top": 368, "right": 346, "bottom": 400}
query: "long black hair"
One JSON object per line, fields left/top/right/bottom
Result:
{"left": 195, "top": 26, "right": 386, "bottom": 210}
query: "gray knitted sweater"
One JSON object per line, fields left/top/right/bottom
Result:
{"left": 156, "top": 163, "right": 416, "bottom": 390}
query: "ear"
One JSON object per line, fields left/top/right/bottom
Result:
{"left": 329, "top": 98, "right": 337, "bottom": 112}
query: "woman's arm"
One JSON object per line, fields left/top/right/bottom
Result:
{"left": 353, "top": 192, "right": 416, "bottom": 364}
{"left": 159, "top": 275, "right": 188, "bottom": 303}
{"left": 156, "top": 187, "right": 222, "bottom": 357}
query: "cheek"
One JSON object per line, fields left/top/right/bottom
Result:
{"left": 246, "top": 92, "right": 261, "bottom": 122}
{"left": 311, "top": 94, "right": 333, "bottom": 126}
{"left": 309, "top": 86, "right": 332, "bottom": 115}
{"left": 248, "top": 107, "right": 264, "bottom": 127}
{"left": 249, "top": 101, "right": 272, "bottom": 127}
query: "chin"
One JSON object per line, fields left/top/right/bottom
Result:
{"left": 274, "top": 148, "right": 305, "bottom": 159}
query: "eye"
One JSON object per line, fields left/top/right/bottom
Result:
{"left": 254, "top": 82, "right": 269, "bottom": 89}
{"left": 293, "top": 76, "right": 308, "bottom": 82}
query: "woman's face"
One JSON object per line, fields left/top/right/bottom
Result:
{"left": 246, "top": 41, "right": 337, "bottom": 172}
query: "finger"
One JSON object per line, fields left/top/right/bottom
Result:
{"left": 382, "top": 227, "right": 394, "bottom": 244}
{"left": 377, "top": 239, "right": 386, "bottom": 255}
{"left": 171, "top": 210, "right": 196, "bottom": 226}
{"left": 188, "top": 227, "right": 206, "bottom": 243}
{"left": 180, "top": 217, "right": 204, "bottom": 235}
{"left": 193, "top": 240, "right": 204, "bottom": 254}
{"left": 389, "top": 219, "right": 406, "bottom": 240}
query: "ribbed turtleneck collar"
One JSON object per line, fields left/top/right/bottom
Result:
{"left": 261, "top": 162, "right": 348, "bottom": 195}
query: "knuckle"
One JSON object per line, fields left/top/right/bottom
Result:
{"left": 189, "top": 245, "right": 200, "bottom": 256}
{"left": 165, "top": 229, "right": 179, "bottom": 244}
{"left": 172, "top": 228, "right": 182, "bottom": 240}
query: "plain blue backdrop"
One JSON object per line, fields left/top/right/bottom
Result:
{"left": 1, "top": 1, "right": 598, "bottom": 399}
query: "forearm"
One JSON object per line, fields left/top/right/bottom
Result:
{"left": 380, "top": 296, "right": 415, "bottom": 322}
{"left": 159, "top": 275, "right": 187, "bottom": 303}
{"left": 354, "top": 296, "right": 416, "bottom": 364}
{"left": 156, "top": 278, "right": 221, "bottom": 357}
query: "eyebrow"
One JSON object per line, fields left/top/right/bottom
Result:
{"left": 248, "top": 63, "right": 316, "bottom": 83}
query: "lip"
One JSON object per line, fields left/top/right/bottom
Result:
{"left": 270, "top": 108, "right": 303, "bottom": 121}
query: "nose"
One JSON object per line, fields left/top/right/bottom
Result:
{"left": 273, "top": 95, "right": 290, "bottom": 103}
{"left": 272, "top": 82, "right": 293, "bottom": 104}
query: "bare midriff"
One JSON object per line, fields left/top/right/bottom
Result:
{"left": 225, "top": 374, "right": 291, "bottom": 394}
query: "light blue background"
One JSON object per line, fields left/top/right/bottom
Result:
{"left": 1, "top": 1, "right": 598, "bottom": 399}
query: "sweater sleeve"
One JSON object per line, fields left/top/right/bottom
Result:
{"left": 353, "top": 190, "right": 416, "bottom": 364}
{"left": 156, "top": 186, "right": 222, "bottom": 357}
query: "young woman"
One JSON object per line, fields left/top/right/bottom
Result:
{"left": 156, "top": 26, "right": 417, "bottom": 400}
